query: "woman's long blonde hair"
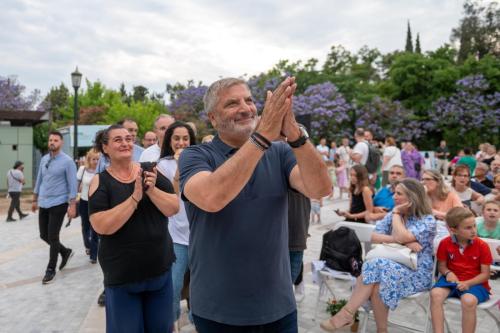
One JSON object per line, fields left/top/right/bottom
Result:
{"left": 394, "top": 178, "right": 433, "bottom": 218}
{"left": 423, "top": 169, "right": 450, "bottom": 201}
{"left": 84, "top": 148, "right": 100, "bottom": 169}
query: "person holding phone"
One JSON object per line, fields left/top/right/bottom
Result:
{"left": 89, "top": 124, "right": 179, "bottom": 332}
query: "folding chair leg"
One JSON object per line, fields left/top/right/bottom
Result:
{"left": 444, "top": 316, "right": 451, "bottom": 333}
{"left": 359, "top": 311, "right": 369, "bottom": 333}
{"left": 315, "top": 279, "right": 329, "bottom": 320}
{"left": 484, "top": 309, "right": 500, "bottom": 333}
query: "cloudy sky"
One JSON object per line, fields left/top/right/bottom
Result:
{"left": 1, "top": 0, "right": 465, "bottom": 96}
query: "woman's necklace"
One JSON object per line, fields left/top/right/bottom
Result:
{"left": 108, "top": 163, "right": 135, "bottom": 182}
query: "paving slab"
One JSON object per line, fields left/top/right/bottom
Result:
{"left": 1, "top": 193, "right": 499, "bottom": 332}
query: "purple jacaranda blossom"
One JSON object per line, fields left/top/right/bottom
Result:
{"left": 428, "top": 75, "right": 500, "bottom": 138}
{"left": 0, "top": 76, "right": 44, "bottom": 111}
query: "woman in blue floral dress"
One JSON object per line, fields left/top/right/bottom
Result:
{"left": 321, "top": 178, "right": 436, "bottom": 332}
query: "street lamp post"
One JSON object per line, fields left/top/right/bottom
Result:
{"left": 71, "top": 67, "right": 82, "bottom": 160}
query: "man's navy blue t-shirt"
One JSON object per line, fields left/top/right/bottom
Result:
{"left": 179, "top": 135, "right": 297, "bottom": 325}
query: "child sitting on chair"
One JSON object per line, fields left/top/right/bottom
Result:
{"left": 430, "top": 207, "right": 493, "bottom": 333}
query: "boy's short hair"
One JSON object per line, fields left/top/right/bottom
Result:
{"left": 483, "top": 200, "right": 500, "bottom": 210}
{"left": 445, "top": 207, "right": 475, "bottom": 228}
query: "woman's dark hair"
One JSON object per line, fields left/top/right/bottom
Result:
{"left": 94, "top": 124, "right": 124, "bottom": 158}
{"left": 160, "top": 121, "right": 197, "bottom": 158}
{"left": 350, "top": 164, "right": 369, "bottom": 194}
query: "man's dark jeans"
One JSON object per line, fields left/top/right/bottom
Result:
{"left": 193, "top": 310, "right": 298, "bottom": 333}
{"left": 7, "top": 192, "right": 22, "bottom": 218}
{"left": 39, "top": 203, "right": 70, "bottom": 271}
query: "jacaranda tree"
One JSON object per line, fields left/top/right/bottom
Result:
{"left": 293, "top": 82, "right": 352, "bottom": 141}
{"left": 428, "top": 74, "right": 500, "bottom": 151}
{"left": 355, "top": 97, "right": 422, "bottom": 142}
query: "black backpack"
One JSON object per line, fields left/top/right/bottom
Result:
{"left": 319, "top": 227, "right": 363, "bottom": 277}
{"left": 364, "top": 141, "right": 381, "bottom": 174}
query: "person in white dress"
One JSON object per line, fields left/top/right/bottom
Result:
{"left": 156, "top": 121, "right": 197, "bottom": 330}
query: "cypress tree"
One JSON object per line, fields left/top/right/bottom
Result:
{"left": 415, "top": 33, "right": 422, "bottom": 54}
{"left": 405, "top": 21, "right": 413, "bottom": 52}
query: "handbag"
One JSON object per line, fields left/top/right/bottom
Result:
{"left": 365, "top": 243, "right": 418, "bottom": 270}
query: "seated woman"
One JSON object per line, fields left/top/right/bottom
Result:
{"left": 422, "top": 169, "right": 462, "bottom": 243}
{"left": 321, "top": 179, "right": 436, "bottom": 332}
{"left": 88, "top": 125, "right": 179, "bottom": 333}
{"left": 336, "top": 165, "right": 373, "bottom": 223}
{"left": 451, "top": 164, "right": 484, "bottom": 215}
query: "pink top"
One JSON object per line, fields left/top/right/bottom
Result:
{"left": 432, "top": 191, "right": 462, "bottom": 213}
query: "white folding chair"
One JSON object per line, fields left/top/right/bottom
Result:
{"left": 314, "top": 222, "right": 375, "bottom": 319}
{"left": 357, "top": 255, "right": 437, "bottom": 333}
{"left": 442, "top": 238, "right": 500, "bottom": 333}
{"left": 334, "top": 222, "right": 435, "bottom": 333}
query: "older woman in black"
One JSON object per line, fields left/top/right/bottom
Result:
{"left": 89, "top": 125, "right": 179, "bottom": 333}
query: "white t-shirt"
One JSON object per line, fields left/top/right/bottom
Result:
{"left": 77, "top": 166, "right": 96, "bottom": 201}
{"left": 316, "top": 144, "right": 329, "bottom": 161}
{"left": 7, "top": 169, "right": 23, "bottom": 192}
{"left": 352, "top": 141, "right": 369, "bottom": 165}
{"left": 382, "top": 146, "right": 402, "bottom": 171}
{"left": 156, "top": 158, "right": 190, "bottom": 246}
{"left": 337, "top": 146, "right": 351, "bottom": 164}
{"left": 139, "top": 144, "right": 161, "bottom": 162}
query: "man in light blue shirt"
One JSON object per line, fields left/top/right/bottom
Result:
{"left": 96, "top": 118, "right": 144, "bottom": 172}
{"left": 33, "top": 131, "right": 78, "bottom": 284}
{"left": 366, "top": 165, "right": 405, "bottom": 222}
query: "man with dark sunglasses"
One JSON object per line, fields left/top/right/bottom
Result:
{"left": 33, "top": 131, "right": 78, "bottom": 284}
{"left": 366, "top": 165, "right": 406, "bottom": 222}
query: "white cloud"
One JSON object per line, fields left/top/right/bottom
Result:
{"left": 0, "top": 0, "right": 464, "bottom": 96}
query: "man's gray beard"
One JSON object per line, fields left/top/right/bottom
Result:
{"left": 218, "top": 119, "right": 257, "bottom": 138}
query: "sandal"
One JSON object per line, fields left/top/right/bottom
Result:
{"left": 320, "top": 306, "right": 354, "bottom": 332}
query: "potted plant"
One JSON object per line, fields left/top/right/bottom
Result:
{"left": 326, "top": 299, "right": 359, "bottom": 332}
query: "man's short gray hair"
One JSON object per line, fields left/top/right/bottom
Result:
{"left": 154, "top": 114, "right": 174, "bottom": 129}
{"left": 203, "top": 78, "right": 248, "bottom": 115}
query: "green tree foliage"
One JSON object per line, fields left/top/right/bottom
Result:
{"left": 405, "top": 21, "right": 414, "bottom": 52}
{"left": 415, "top": 33, "right": 422, "bottom": 54}
{"left": 33, "top": 123, "right": 50, "bottom": 153}
{"left": 132, "top": 85, "right": 149, "bottom": 102}
{"left": 40, "top": 83, "right": 70, "bottom": 127}
{"left": 380, "top": 51, "right": 460, "bottom": 114}
{"left": 451, "top": 0, "right": 500, "bottom": 62}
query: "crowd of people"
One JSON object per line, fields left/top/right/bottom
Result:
{"left": 6, "top": 75, "right": 499, "bottom": 333}
{"left": 313, "top": 131, "right": 499, "bottom": 332}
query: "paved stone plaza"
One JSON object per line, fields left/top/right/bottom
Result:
{"left": 0, "top": 196, "right": 498, "bottom": 332}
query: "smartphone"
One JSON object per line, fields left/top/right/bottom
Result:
{"left": 142, "top": 162, "right": 157, "bottom": 191}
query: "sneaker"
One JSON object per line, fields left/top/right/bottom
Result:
{"left": 42, "top": 269, "right": 56, "bottom": 284}
{"left": 97, "top": 291, "right": 106, "bottom": 306}
{"left": 6, "top": 217, "right": 16, "bottom": 222}
{"left": 59, "top": 249, "right": 74, "bottom": 270}
{"left": 90, "top": 259, "right": 97, "bottom": 264}
{"left": 19, "top": 213, "right": 29, "bottom": 220}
